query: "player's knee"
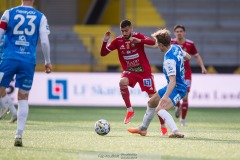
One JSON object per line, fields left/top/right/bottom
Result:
{"left": 147, "top": 100, "right": 153, "bottom": 108}
{"left": 165, "top": 102, "right": 174, "bottom": 110}
{"left": 18, "top": 89, "right": 29, "bottom": 100}
{"left": 148, "top": 98, "right": 155, "bottom": 107}
{"left": 119, "top": 78, "right": 128, "bottom": 87}
{"left": 0, "top": 87, "right": 7, "bottom": 98}
{"left": 155, "top": 107, "right": 162, "bottom": 113}
{"left": 148, "top": 96, "right": 158, "bottom": 108}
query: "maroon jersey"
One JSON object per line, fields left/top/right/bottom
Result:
{"left": 171, "top": 38, "right": 198, "bottom": 79}
{"left": 101, "top": 32, "right": 155, "bottom": 74}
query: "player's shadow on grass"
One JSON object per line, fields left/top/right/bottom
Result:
{"left": 127, "top": 135, "right": 169, "bottom": 138}
{"left": 102, "top": 135, "right": 125, "bottom": 137}
{"left": 186, "top": 137, "right": 240, "bottom": 144}
{"left": 22, "top": 146, "right": 84, "bottom": 155}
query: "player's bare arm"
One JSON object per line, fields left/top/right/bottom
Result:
{"left": 100, "top": 31, "right": 112, "bottom": 56}
{"left": 160, "top": 75, "right": 176, "bottom": 108}
{"left": 144, "top": 43, "right": 158, "bottom": 48}
{"left": 45, "top": 64, "right": 52, "bottom": 74}
{"left": 195, "top": 54, "right": 207, "bottom": 74}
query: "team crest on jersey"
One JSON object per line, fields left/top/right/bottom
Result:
{"left": 131, "top": 42, "right": 135, "bottom": 47}
{"left": 143, "top": 79, "right": 152, "bottom": 87}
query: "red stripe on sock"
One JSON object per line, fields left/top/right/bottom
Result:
{"left": 181, "top": 100, "right": 188, "bottom": 119}
{"left": 120, "top": 87, "right": 131, "bottom": 108}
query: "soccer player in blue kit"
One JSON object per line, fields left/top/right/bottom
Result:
{"left": 0, "top": 0, "right": 52, "bottom": 146}
{"left": 128, "top": 28, "right": 191, "bottom": 138}
{"left": 0, "top": 35, "right": 18, "bottom": 123}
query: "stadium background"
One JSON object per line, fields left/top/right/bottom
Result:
{"left": 1, "top": 0, "right": 240, "bottom": 73}
{"left": 0, "top": 2, "right": 240, "bottom": 160}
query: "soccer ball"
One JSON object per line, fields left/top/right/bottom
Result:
{"left": 94, "top": 119, "right": 110, "bottom": 136}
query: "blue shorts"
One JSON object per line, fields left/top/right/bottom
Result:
{"left": 158, "top": 85, "right": 187, "bottom": 106}
{"left": 0, "top": 59, "right": 35, "bottom": 91}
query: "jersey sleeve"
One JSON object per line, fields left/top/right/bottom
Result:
{"left": 136, "top": 33, "right": 145, "bottom": 39}
{"left": 39, "top": 15, "right": 50, "bottom": 35}
{"left": 164, "top": 59, "right": 176, "bottom": 76}
{"left": 100, "top": 38, "right": 117, "bottom": 56}
{"left": 137, "top": 33, "right": 155, "bottom": 45}
{"left": 106, "top": 38, "right": 117, "bottom": 51}
{"left": 191, "top": 43, "right": 198, "bottom": 55}
{"left": 0, "top": 10, "right": 9, "bottom": 30}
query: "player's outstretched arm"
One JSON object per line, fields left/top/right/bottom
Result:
{"left": 103, "top": 31, "right": 111, "bottom": 42}
{"left": 130, "top": 33, "right": 155, "bottom": 45}
{"left": 195, "top": 54, "right": 207, "bottom": 74}
{"left": 100, "top": 31, "right": 111, "bottom": 56}
{"left": 144, "top": 43, "right": 158, "bottom": 48}
{"left": 129, "top": 37, "right": 141, "bottom": 43}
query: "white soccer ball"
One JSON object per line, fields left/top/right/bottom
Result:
{"left": 94, "top": 119, "right": 110, "bottom": 136}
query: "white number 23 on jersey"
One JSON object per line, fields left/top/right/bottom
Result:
{"left": 13, "top": 14, "right": 36, "bottom": 36}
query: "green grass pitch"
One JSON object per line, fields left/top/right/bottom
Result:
{"left": 0, "top": 106, "right": 240, "bottom": 160}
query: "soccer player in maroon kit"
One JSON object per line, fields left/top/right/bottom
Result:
{"left": 100, "top": 20, "right": 167, "bottom": 135}
{"left": 171, "top": 25, "right": 207, "bottom": 126}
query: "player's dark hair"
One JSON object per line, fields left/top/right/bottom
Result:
{"left": 173, "top": 24, "right": 186, "bottom": 32}
{"left": 120, "top": 20, "right": 131, "bottom": 28}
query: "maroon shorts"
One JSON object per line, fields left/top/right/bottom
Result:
{"left": 121, "top": 71, "right": 156, "bottom": 95}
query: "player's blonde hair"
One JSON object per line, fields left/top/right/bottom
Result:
{"left": 151, "top": 28, "right": 171, "bottom": 47}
